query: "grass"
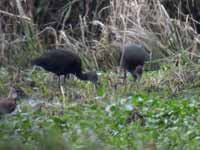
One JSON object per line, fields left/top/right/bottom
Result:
{"left": 0, "top": 66, "right": 200, "bottom": 150}
{"left": 1, "top": 1, "right": 200, "bottom": 149}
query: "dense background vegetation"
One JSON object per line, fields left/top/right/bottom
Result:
{"left": 0, "top": 0, "right": 200, "bottom": 149}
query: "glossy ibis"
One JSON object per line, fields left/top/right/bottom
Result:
{"left": 31, "top": 49, "right": 98, "bottom": 88}
{"left": 0, "top": 87, "right": 18, "bottom": 115}
{"left": 121, "top": 44, "right": 148, "bottom": 81}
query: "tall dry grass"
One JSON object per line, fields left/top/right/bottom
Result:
{"left": 0, "top": 0, "right": 200, "bottom": 72}
{"left": 109, "top": 0, "right": 200, "bottom": 60}
{"left": 105, "top": 0, "right": 200, "bottom": 92}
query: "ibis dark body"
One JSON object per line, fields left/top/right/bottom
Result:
{"left": 31, "top": 49, "right": 98, "bottom": 87}
{"left": 0, "top": 87, "right": 18, "bottom": 115}
{"left": 121, "top": 44, "right": 148, "bottom": 80}
{"left": 0, "top": 98, "right": 16, "bottom": 115}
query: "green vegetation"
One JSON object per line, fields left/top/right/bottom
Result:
{"left": 1, "top": 0, "right": 200, "bottom": 149}
{"left": 0, "top": 66, "right": 200, "bottom": 150}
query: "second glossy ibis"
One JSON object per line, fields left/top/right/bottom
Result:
{"left": 121, "top": 44, "right": 148, "bottom": 81}
{"left": 0, "top": 87, "right": 18, "bottom": 115}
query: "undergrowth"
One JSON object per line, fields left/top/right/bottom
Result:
{"left": 0, "top": 64, "right": 200, "bottom": 150}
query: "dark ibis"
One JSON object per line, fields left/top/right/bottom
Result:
{"left": 121, "top": 44, "right": 148, "bottom": 81}
{"left": 31, "top": 49, "right": 98, "bottom": 88}
{"left": 0, "top": 87, "right": 18, "bottom": 115}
